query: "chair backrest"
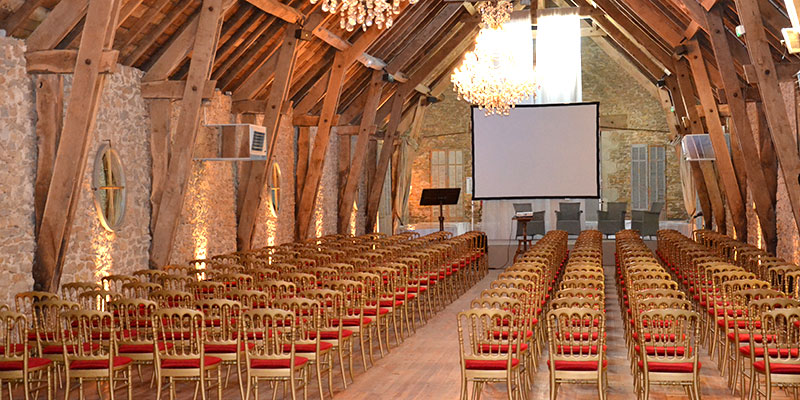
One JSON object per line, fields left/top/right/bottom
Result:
{"left": 187, "top": 281, "right": 226, "bottom": 300}
{"left": 15, "top": 291, "right": 59, "bottom": 317}
{"left": 62, "top": 310, "right": 115, "bottom": 363}
{"left": 546, "top": 307, "right": 605, "bottom": 365}
{"left": 606, "top": 202, "right": 627, "bottom": 217}
{"left": 101, "top": 275, "right": 137, "bottom": 293}
{"left": 257, "top": 280, "right": 297, "bottom": 301}
{"left": 241, "top": 308, "right": 301, "bottom": 370}
{"left": 0, "top": 311, "right": 29, "bottom": 365}
{"left": 457, "top": 308, "right": 520, "bottom": 370}
{"left": 560, "top": 279, "right": 604, "bottom": 292}
{"left": 555, "top": 288, "right": 605, "bottom": 301}
{"left": 152, "top": 308, "right": 205, "bottom": 362}
{"left": 284, "top": 273, "right": 318, "bottom": 292}
{"left": 110, "top": 298, "right": 157, "bottom": 345}
{"left": 649, "top": 202, "right": 664, "bottom": 214}
{"left": 159, "top": 274, "right": 196, "bottom": 292}
{"left": 77, "top": 289, "right": 121, "bottom": 311}
{"left": 32, "top": 299, "right": 79, "bottom": 348}
{"left": 302, "top": 289, "right": 346, "bottom": 333}
{"left": 759, "top": 308, "right": 800, "bottom": 372}
{"left": 149, "top": 289, "right": 193, "bottom": 309}
{"left": 550, "top": 297, "right": 603, "bottom": 311}
{"left": 61, "top": 282, "right": 101, "bottom": 303}
{"left": 512, "top": 203, "right": 532, "bottom": 214}
{"left": 132, "top": 269, "right": 168, "bottom": 284}
{"left": 195, "top": 299, "right": 242, "bottom": 344}
{"left": 636, "top": 309, "right": 699, "bottom": 371}
{"left": 226, "top": 289, "right": 270, "bottom": 310}
{"left": 558, "top": 202, "right": 581, "bottom": 219}
{"left": 121, "top": 282, "right": 162, "bottom": 299}
{"left": 273, "top": 298, "right": 323, "bottom": 353}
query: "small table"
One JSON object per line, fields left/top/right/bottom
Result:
{"left": 513, "top": 215, "right": 533, "bottom": 262}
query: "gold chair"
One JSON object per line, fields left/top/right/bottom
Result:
{"left": 196, "top": 299, "right": 246, "bottom": 399}
{"left": 302, "top": 289, "right": 354, "bottom": 387}
{"left": 151, "top": 308, "right": 223, "bottom": 400}
{"left": 0, "top": 311, "right": 53, "bottom": 400}
{"left": 110, "top": 298, "right": 161, "bottom": 382}
{"left": 61, "top": 310, "right": 133, "bottom": 400}
{"left": 457, "top": 307, "right": 524, "bottom": 400}
{"left": 241, "top": 308, "right": 309, "bottom": 400}
{"left": 748, "top": 308, "right": 800, "bottom": 400}
{"left": 546, "top": 307, "right": 607, "bottom": 400}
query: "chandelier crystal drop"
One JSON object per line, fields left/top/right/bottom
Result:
{"left": 451, "top": 26, "right": 537, "bottom": 116}
{"left": 311, "top": 0, "right": 417, "bottom": 32}
{"left": 476, "top": 0, "right": 513, "bottom": 29}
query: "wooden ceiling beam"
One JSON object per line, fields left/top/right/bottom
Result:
{"left": 236, "top": 25, "right": 300, "bottom": 250}
{"left": 25, "top": 49, "right": 118, "bottom": 74}
{"left": 338, "top": 69, "right": 383, "bottom": 233}
{"left": 142, "top": 11, "right": 201, "bottom": 81}
{"left": 246, "top": 0, "right": 304, "bottom": 24}
{"left": 33, "top": 0, "right": 122, "bottom": 292}
{"left": 123, "top": 0, "right": 195, "bottom": 65}
{"left": 114, "top": 0, "right": 172, "bottom": 52}
{"left": 735, "top": 0, "right": 800, "bottom": 237}
{"left": 705, "top": 6, "right": 777, "bottom": 250}
{"left": 384, "top": 2, "right": 463, "bottom": 76}
{"left": 614, "top": 0, "right": 685, "bottom": 47}
{"left": 26, "top": 0, "right": 89, "bottom": 51}
{"left": 0, "top": 0, "right": 46, "bottom": 37}
{"left": 149, "top": 0, "right": 226, "bottom": 266}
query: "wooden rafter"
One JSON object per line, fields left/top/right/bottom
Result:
{"left": 149, "top": 0, "right": 226, "bottom": 267}
{"left": 237, "top": 25, "right": 300, "bottom": 250}
{"left": 33, "top": 0, "right": 122, "bottom": 292}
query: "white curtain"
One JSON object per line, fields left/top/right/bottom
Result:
{"left": 535, "top": 8, "right": 582, "bottom": 103}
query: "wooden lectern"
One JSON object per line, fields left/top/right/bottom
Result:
{"left": 513, "top": 215, "right": 534, "bottom": 262}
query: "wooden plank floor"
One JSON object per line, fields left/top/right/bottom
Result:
{"left": 14, "top": 265, "right": 797, "bottom": 399}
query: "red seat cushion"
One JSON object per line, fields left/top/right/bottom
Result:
{"left": 0, "top": 358, "right": 51, "bottom": 371}
{"left": 727, "top": 333, "right": 774, "bottom": 343}
{"left": 379, "top": 300, "right": 403, "bottom": 307}
{"left": 0, "top": 344, "right": 28, "bottom": 354}
{"left": 250, "top": 357, "right": 308, "bottom": 369}
{"left": 634, "top": 346, "right": 689, "bottom": 356}
{"left": 70, "top": 356, "right": 132, "bottom": 370}
{"left": 547, "top": 359, "right": 608, "bottom": 371}
{"left": 556, "top": 345, "right": 606, "bottom": 355}
{"left": 119, "top": 342, "right": 173, "bottom": 353}
{"left": 637, "top": 360, "right": 699, "bottom": 373}
{"left": 478, "top": 343, "right": 529, "bottom": 353}
{"left": 464, "top": 358, "right": 520, "bottom": 370}
{"left": 42, "top": 343, "right": 101, "bottom": 355}
{"left": 753, "top": 360, "right": 800, "bottom": 374}
{"left": 739, "top": 346, "right": 800, "bottom": 358}
{"left": 717, "top": 319, "right": 760, "bottom": 329}
{"left": 395, "top": 293, "right": 416, "bottom": 300}
{"left": 491, "top": 330, "right": 534, "bottom": 339}
{"left": 283, "top": 342, "right": 334, "bottom": 353}
{"left": 362, "top": 308, "right": 390, "bottom": 316}
{"left": 308, "top": 329, "right": 354, "bottom": 340}
{"left": 331, "top": 317, "right": 372, "bottom": 326}
{"left": 161, "top": 356, "right": 222, "bottom": 369}
{"left": 204, "top": 342, "right": 256, "bottom": 353}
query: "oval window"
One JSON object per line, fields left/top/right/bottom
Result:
{"left": 268, "top": 162, "right": 281, "bottom": 214}
{"left": 92, "top": 143, "right": 127, "bottom": 232}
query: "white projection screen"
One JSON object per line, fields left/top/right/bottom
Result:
{"left": 471, "top": 102, "right": 599, "bottom": 199}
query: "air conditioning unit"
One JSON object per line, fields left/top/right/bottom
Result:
{"left": 194, "top": 124, "right": 268, "bottom": 161}
{"left": 681, "top": 133, "right": 730, "bottom": 161}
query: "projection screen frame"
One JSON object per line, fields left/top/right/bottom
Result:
{"left": 470, "top": 101, "right": 601, "bottom": 200}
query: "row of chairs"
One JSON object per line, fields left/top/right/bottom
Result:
{"left": 2, "top": 231, "right": 489, "bottom": 400}
{"left": 546, "top": 230, "right": 607, "bottom": 400}
{"left": 617, "top": 230, "right": 702, "bottom": 400}
{"left": 457, "top": 230, "right": 569, "bottom": 399}
{"left": 658, "top": 229, "right": 800, "bottom": 400}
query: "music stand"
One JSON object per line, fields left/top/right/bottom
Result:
{"left": 420, "top": 188, "right": 461, "bottom": 232}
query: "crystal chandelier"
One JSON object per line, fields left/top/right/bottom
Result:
{"left": 451, "top": 25, "right": 537, "bottom": 116}
{"left": 476, "top": 0, "right": 513, "bottom": 29}
{"left": 311, "top": 0, "right": 417, "bottom": 32}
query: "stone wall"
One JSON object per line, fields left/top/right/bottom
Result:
{"left": 60, "top": 66, "right": 152, "bottom": 284}
{"left": 169, "top": 92, "right": 237, "bottom": 263}
{"left": 0, "top": 37, "right": 37, "bottom": 306}
{"left": 776, "top": 82, "right": 800, "bottom": 263}
{"left": 303, "top": 127, "right": 340, "bottom": 238}
{"left": 582, "top": 39, "right": 684, "bottom": 220}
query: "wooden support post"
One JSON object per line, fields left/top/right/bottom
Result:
{"left": 33, "top": 75, "right": 63, "bottom": 234}
{"left": 366, "top": 88, "right": 407, "bottom": 233}
{"left": 673, "top": 59, "right": 725, "bottom": 230}
{"left": 236, "top": 26, "right": 298, "bottom": 250}
{"left": 149, "top": 0, "right": 225, "bottom": 267}
{"left": 685, "top": 40, "right": 747, "bottom": 240}
{"left": 296, "top": 51, "right": 348, "bottom": 240}
{"left": 32, "top": 0, "right": 121, "bottom": 292}
{"left": 148, "top": 98, "right": 171, "bottom": 234}
{"left": 235, "top": 113, "right": 258, "bottom": 217}
{"left": 705, "top": 6, "right": 777, "bottom": 249}
{"left": 338, "top": 133, "right": 351, "bottom": 205}
{"left": 735, "top": 0, "right": 800, "bottom": 236}
{"left": 337, "top": 70, "right": 384, "bottom": 234}
{"left": 394, "top": 97, "right": 426, "bottom": 230}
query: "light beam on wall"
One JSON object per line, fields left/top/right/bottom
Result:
{"left": 314, "top": 187, "right": 325, "bottom": 238}
{"left": 535, "top": 8, "right": 582, "bottom": 103}
{"left": 92, "top": 230, "right": 115, "bottom": 284}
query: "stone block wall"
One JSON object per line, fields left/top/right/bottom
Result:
{"left": 0, "top": 38, "right": 37, "bottom": 306}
